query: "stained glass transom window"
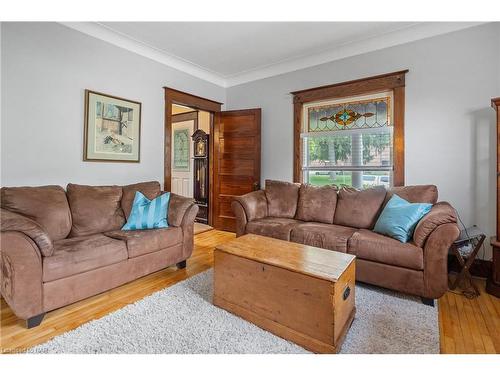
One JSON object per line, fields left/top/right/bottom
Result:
{"left": 307, "top": 96, "right": 391, "bottom": 132}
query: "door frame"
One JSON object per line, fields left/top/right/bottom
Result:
{"left": 163, "top": 87, "right": 223, "bottom": 226}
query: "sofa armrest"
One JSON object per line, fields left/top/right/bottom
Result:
{"left": 167, "top": 193, "right": 196, "bottom": 227}
{"left": 233, "top": 190, "right": 268, "bottom": 223}
{"left": 0, "top": 231, "right": 44, "bottom": 319}
{"left": 179, "top": 204, "right": 199, "bottom": 259}
{"left": 1, "top": 208, "right": 53, "bottom": 256}
{"left": 413, "top": 202, "right": 457, "bottom": 248}
{"left": 231, "top": 200, "right": 247, "bottom": 237}
{"left": 423, "top": 222, "right": 460, "bottom": 299}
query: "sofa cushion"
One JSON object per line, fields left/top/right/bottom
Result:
{"left": 67, "top": 184, "right": 126, "bottom": 237}
{"left": 295, "top": 184, "right": 338, "bottom": 224}
{"left": 265, "top": 180, "right": 300, "bottom": 218}
{"left": 1, "top": 185, "right": 71, "bottom": 241}
{"left": 121, "top": 181, "right": 161, "bottom": 219}
{"left": 385, "top": 185, "right": 438, "bottom": 205}
{"left": 104, "top": 227, "right": 182, "bottom": 258}
{"left": 348, "top": 229, "right": 424, "bottom": 270}
{"left": 245, "top": 217, "right": 302, "bottom": 241}
{"left": 43, "top": 234, "right": 128, "bottom": 282}
{"left": 333, "top": 186, "right": 386, "bottom": 229}
{"left": 290, "top": 222, "right": 357, "bottom": 253}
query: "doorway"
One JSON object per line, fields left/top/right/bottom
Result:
{"left": 164, "top": 87, "right": 261, "bottom": 232}
{"left": 171, "top": 106, "right": 196, "bottom": 197}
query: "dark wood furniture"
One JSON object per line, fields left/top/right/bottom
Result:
{"left": 449, "top": 226, "right": 486, "bottom": 298}
{"left": 192, "top": 129, "right": 209, "bottom": 224}
{"left": 213, "top": 234, "right": 356, "bottom": 353}
{"left": 290, "top": 70, "right": 408, "bottom": 186}
{"left": 487, "top": 97, "right": 500, "bottom": 298}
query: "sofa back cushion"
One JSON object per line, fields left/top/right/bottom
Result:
{"left": 67, "top": 184, "right": 125, "bottom": 237}
{"left": 121, "top": 181, "right": 161, "bottom": 219}
{"left": 385, "top": 185, "right": 438, "bottom": 205}
{"left": 1, "top": 185, "right": 72, "bottom": 240}
{"left": 265, "top": 180, "right": 300, "bottom": 218}
{"left": 295, "top": 184, "right": 338, "bottom": 224}
{"left": 333, "top": 186, "right": 387, "bottom": 229}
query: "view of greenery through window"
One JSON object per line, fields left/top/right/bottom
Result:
{"left": 305, "top": 134, "right": 392, "bottom": 188}
{"left": 307, "top": 134, "right": 390, "bottom": 165}
{"left": 302, "top": 93, "right": 394, "bottom": 189}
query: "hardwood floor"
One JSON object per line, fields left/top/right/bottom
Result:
{"left": 1, "top": 229, "right": 499, "bottom": 354}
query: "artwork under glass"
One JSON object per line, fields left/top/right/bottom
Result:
{"left": 84, "top": 90, "right": 141, "bottom": 162}
{"left": 173, "top": 128, "right": 190, "bottom": 171}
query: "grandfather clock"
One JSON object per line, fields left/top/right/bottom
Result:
{"left": 192, "top": 129, "right": 209, "bottom": 224}
{"left": 487, "top": 97, "right": 500, "bottom": 297}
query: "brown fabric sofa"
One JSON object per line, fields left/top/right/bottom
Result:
{"left": 0, "top": 181, "right": 198, "bottom": 328}
{"left": 232, "top": 180, "right": 460, "bottom": 304}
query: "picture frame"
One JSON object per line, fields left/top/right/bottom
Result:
{"left": 83, "top": 89, "right": 142, "bottom": 162}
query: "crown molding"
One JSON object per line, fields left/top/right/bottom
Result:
{"left": 59, "top": 22, "right": 227, "bottom": 87}
{"left": 225, "top": 22, "right": 484, "bottom": 87}
{"left": 60, "top": 22, "right": 485, "bottom": 89}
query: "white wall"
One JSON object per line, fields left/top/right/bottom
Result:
{"left": 0, "top": 22, "right": 225, "bottom": 188}
{"left": 226, "top": 23, "right": 500, "bottom": 259}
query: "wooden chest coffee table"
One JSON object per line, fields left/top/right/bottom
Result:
{"left": 213, "top": 234, "right": 356, "bottom": 353}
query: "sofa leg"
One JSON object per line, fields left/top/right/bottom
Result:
{"left": 421, "top": 297, "right": 435, "bottom": 307}
{"left": 26, "top": 313, "right": 45, "bottom": 329}
{"left": 177, "top": 260, "right": 187, "bottom": 269}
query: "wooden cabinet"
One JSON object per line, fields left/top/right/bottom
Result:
{"left": 487, "top": 97, "right": 500, "bottom": 297}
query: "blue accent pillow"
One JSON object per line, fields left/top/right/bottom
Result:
{"left": 373, "top": 194, "right": 432, "bottom": 243}
{"left": 122, "top": 191, "right": 170, "bottom": 231}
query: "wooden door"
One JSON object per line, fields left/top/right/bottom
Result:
{"left": 213, "top": 109, "right": 261, "bottom": 232}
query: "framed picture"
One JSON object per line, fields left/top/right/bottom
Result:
{"left": 84, "top": 89, "right": 141, "bottom": 162}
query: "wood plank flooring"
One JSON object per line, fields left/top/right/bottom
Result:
{"left": 1, "top": 229, "right": 499, "bottom": 354}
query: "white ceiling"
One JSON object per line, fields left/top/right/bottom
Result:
{"left": 63, "top": 22, "right": 483, "bottom": 87}
{"left": 100, "top": 22, "right": 418, "bottom": 76}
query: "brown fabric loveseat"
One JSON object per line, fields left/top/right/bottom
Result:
{"left": 0, "top": 181, "right": 198, "bottom": 328}
{"left": 232, "top": 180, "right": 460, "bottom": 304}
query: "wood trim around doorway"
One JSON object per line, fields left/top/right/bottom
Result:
{"left": 172, "top": 111, "right": 199, "bottom": 131}
{"left": 164, "top": 87, "right": 222, "bottom": 191}
{"left": 164, "top": 87, "right": 223, "bottom": 226}
{"left": 291, "top": 70, "right": 408, "bottom": 186}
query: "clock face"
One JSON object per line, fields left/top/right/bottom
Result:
{"left": 195, "top": 140, "right": 206, "bottom": 156}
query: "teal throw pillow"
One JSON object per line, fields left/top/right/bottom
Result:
{"left": 122, "top": 191, "right": 170, "bottom": 230}
{"left": 373, "top": 194, "right": 432, "bottom": 243}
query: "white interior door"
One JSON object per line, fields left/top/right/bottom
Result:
{"left": 171, "top": 120, "right": 194, "bottom": 197}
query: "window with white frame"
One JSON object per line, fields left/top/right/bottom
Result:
{"left": 301, "top": 91, "right": 394, "bottom": 189}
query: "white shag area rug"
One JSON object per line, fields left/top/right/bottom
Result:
{"left": 29, "top": 270, "right": 439, "bottom": 354}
